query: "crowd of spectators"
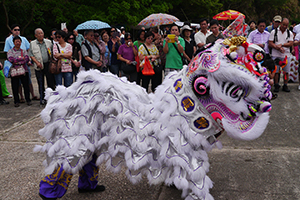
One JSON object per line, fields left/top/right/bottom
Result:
{"left": 1, "top": 15, "right": 300, "bottom": 107}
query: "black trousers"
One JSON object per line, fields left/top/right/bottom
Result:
{"left": 141, "top": 70, "right": 162, "bottom": 93}
{"left": 35, "top": 62, "right": 56, "bottom": 103}
{"left": 11, "top": 72, "right": 30, "bottom": 104}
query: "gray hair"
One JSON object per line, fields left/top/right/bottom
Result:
{"left": 34, "top": 28, "right": 43, "bottom": 35}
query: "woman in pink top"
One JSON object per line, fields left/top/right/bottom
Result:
{"left": 53, "top": 30, "right": 73, "bottom": 87}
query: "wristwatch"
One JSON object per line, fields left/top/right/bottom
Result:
{"left": 177, "top": 41, "right": 180, "bottom": 44}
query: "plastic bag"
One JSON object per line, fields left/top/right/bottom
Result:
{"left": 142, "top": 57, "right": 155, "bottom": 76}
{"left": 4, "top": 60, "right": 12, "bottom": 78}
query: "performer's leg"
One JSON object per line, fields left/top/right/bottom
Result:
{"left": 78, "top": 154, "right": 99, "bottom": 190}
{"left": 39, "top": 165, "right": 73, "bottom": 199}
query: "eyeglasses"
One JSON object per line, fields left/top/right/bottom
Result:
{"left": 94, "top": 35, "right": 99, "bottom": 38}
{"left": 56, "top": 36, "right": 62, "bottom": 39}
{"left": 13, "top": 29, "right": 20, "bottom": 31}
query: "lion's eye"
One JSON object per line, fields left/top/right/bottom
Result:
{"left": 222, "top": 82, "right": 245, "bottom": 101}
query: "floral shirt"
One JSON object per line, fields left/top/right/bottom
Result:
{"left": 7, "top": 48, "right": 30, "bottom": 72}
{"left": 138, "top": 44, "right": 159, "bottom": 68}
{"left": 53, "top": 43, "right": 72, "bottom": 72}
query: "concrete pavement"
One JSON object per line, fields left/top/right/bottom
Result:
{"left": 1, "top": 67, "right": 300, "bottom": 200}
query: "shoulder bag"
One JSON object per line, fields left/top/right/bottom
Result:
{"left": 172, "top": 42, "right": 189, "bottom": 65}
{"left": 49, "top": 44, "right": 62, "bottom": 74}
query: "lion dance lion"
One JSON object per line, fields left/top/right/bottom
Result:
{"left": 35, "top": 37, "right": 271, "bottom": 200}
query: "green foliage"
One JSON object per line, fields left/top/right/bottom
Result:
{"left": 0, "top": 0, "right": 300, "bottom": 41}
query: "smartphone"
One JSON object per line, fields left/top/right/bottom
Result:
{"left": 113, "top": 32, "right": 119, "bottom": 39}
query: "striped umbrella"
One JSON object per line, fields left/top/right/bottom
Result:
{"left": 138, "top": 13, "right": 179, "bottom": 27}
{"left": 213, "top": 10, "right": 245, "bottom": 20}
{"left": 75, "top": 20, "right": 111, "bottom": 30}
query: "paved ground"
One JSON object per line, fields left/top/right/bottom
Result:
{"left": 1, "top": 67, "right": 300, "bottom": 200}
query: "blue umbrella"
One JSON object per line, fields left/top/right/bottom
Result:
{"left": 75, "top": 20, "right": 111, "bottom": 30}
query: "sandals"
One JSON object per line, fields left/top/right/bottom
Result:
{"left": 20, "top": 98, "right": 25, "bottom": 103}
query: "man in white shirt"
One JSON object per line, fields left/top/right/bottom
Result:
{"left": 269, "top": 18, "right": 293, "bottom": 92}
{"left": 194, "top": 18, "right": 211, "bottom": 49}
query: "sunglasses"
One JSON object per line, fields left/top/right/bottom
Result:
{"left": 111, "top": 30, "right": 115, "bottom": 32}
{"left": 94, "top": 35, "right": 99, "bottom": 37}
{"left": 126, "top": 38, "right": 132, "bottom": 40}
{"left": 68, "top": 37, "right": 75, "bottom": 40}
{"left": 56, "top": 36, "right": 62, "bottom": 39}
{"left": 14, "top": 29, "right": 20, "bottom": 31}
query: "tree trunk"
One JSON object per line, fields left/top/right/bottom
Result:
{"left": 2, "top": 0, "right": 11, "bottom": 32}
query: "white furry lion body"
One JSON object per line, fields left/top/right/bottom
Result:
{"left": 35, "top": 41, "right": 271, "bottom": 200}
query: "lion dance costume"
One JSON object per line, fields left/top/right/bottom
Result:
{"left": 35, "top": 37, "right": 272, "bottom": 200}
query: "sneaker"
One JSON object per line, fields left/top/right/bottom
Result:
{"left": 274, "top": 84, "right": 280, "bottom": 93}
{"left": 78, "top": 185, "right": 105, "bottom": 193}
{"left": 298, "top": 85, "right": 300, "bottom": 91}
{"left": 14, "top": 103, "right": 20, "bottom": 107}
{"left": 3, "top": 94, "right": 12, "bottom": 98}
{"left": 32, "top": 96, "right": 39, "bottom": 101}
{"left": 271, "top": 93, "right": 278, "bottom": 100}
{"left": 0, "top": 100, "right": 9, "bottom": 105}
{"left": 27, "top": 101, "right": 32, "bottom": 106}
{"left": 40, "top": 100, "right": 47, "bottom": 105}
{"left": 282, "top": 85, "right": 290, "bottom": 92}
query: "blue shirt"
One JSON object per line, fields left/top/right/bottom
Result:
{"left": 4, "top": 35, "right": 30, "bottom": 52}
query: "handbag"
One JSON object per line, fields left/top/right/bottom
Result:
{"left": 135, "top": 55, "right": 140, "bottom": 72}
{"left": 10, "top": 65, "right": 26, "bottom": 77}
{"left": 49, "top": 44, "right": 62, "bottom": 74}
{"left": 10, "top": 49, "right": 26, "bottom": 77}
{"left": 121, "top": 61, "right": 136, "bottom": 73}
{"left": 141, "top": 56, "right": 155, "bottom": 76}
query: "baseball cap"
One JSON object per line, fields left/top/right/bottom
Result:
{"left": 273, "top": 15, "right": 282, "bottom": 22}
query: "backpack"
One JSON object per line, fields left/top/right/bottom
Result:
{"left": 270, "top": 28, "right": 292, "bottom": 55}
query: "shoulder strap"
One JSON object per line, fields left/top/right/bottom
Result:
{"left": 172, "top": 43, "right": 183, "bottom": 58}
{"left": 56, "top": 43, "right": 60, "bottom": 53}
{"left": 274, "top": 28, "right": 278, "bottom": 43}
{"left": 142, "top": 43, "right": 155, "bottom": 65}
{"left": 21, "top": 49, "right": 23, "bottom": 57}
{"left": 142, "top": 43, "right": 151, "bottom": 56}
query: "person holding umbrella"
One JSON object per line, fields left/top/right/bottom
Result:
{"left": 108, "top": 27, "right": 122, "bottom": 76}
{"left": 81, "top": 30, "right": 103, "bottom": 71}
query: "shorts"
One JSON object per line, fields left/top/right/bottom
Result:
{"left": 272, "top": 56, "right": 291, "bottom": 73}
